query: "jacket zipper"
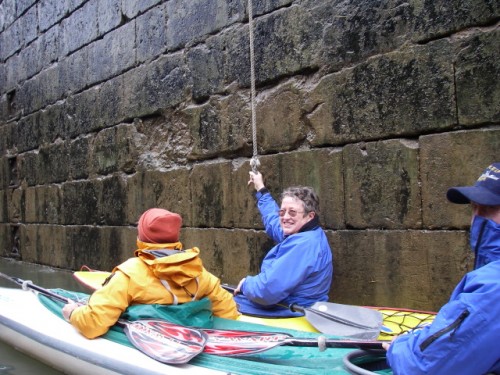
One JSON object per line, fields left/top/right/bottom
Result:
{"left": 419, "top": 310, "right": 470, "bottom": 351}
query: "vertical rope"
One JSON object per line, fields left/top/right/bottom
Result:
{"left": 248, "top": 0, "right": 260, "bottom": 172}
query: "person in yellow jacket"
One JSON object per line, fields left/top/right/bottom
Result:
{"left": 62, "top": 208, "right": 239, "bottom": 339}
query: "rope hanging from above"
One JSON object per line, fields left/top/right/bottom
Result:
{"left": 247, "top": 0, "right": 260, "bottom": 173}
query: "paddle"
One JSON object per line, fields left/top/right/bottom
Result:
{"left": 0, "top": 272, "right": 207, "bottom": 365}
{"left": 120, "top": 320, "right": 384, "bottom": 356}
{"left": 202, "top": 327, "right": 384, "bottom": 356}
{"left": 223, "top": 284, "right": 384, "bottom": 340}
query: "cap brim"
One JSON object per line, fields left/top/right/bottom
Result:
{"left": 447, "top": 186, "right": 500, "bottom": 205}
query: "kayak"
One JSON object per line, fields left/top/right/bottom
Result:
{"left": 0, "top": 285, "right": 385, "bottom": 375}
{"left": 74, "top": 270, "right": 436, "bottom": 341}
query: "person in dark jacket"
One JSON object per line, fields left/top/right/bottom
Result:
{"left": 384, "top": 162, "right": 500, "bottom": 375}
{"left": 233, "top": 171, "right": 333, "bottom": 317}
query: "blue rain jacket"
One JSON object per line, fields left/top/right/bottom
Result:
{"left": 235, "top": 191, "right": 333, "bottom": 317}
{"left": 387, "top": 216, "right": 500, "bottom": 374}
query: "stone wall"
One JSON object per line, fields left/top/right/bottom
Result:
{"left": 0, "top": 0, "right": 499, "bottom": 310}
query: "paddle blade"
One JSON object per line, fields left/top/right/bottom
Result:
{"left": 305, "top": 302, "right": 383, "bottom": 340}
{"left": 203, "top": 328, "right": 292, "bottom": 356}
{"left": 122, "top": 319, "right": 207, "bottom": 364}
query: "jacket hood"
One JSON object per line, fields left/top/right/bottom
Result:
{"left": 470, "top": 215, "right": 500, "bottom": 269}
{"left": 135, "top": 240, "right": 203, "bottom": 286}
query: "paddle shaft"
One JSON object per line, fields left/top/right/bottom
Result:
{"left": 203, "top": 329, "right": 384, "bottom": 354}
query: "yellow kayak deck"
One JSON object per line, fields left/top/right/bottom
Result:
{"left": 74, "top": 270, "right": 435, "bottom": 341}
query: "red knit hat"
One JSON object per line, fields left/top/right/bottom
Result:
{"left": 137, "top": 208, "right": 182, "bottom": 243}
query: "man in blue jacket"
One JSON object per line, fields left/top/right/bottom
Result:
{"left": 385, "top": 162, "right": 500, "bottom": 374}
{"left": 233, "top": 171, "right": 333, "bottom": 317}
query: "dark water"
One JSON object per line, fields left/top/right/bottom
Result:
{"left": 0, "top": 257, "right": 89, "bottom": 375}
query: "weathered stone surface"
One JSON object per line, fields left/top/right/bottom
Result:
{"left": 183, "top": 227, "right": 272, "bottom": 284}
{"left": 90, "top": 125, "right": 139, "bottom": 176}
{"left": 7, "top": 187, "right": 23, "bottom": 223}
{"left": 62, "top": 180, "right": 100, "bottom": 225}
{"left": 68, "top": 136, "right": 91, "bottom": 180}
{"left": 456, "top": 29, "right": 500, "bottom": 125}
{"left": 97, "top": 0, "right": 122, "bottom": 35}
{"left": 190, "top": 162, "right": 234, "bottom": 228}
{"left": 256, "top": 80, "right": 307, "bottom": 153}
{"left": 343, "top": 139, "right": 421, "bottom": 229}
{"left": 331, "top": 229, "right": 471, "bottom": 310}
{"left": 420, "top": 128, "right": 500, "bottom": 229}
{"left": 306, "top": 42, "right": 456, "bottom": 145}
{"left": 186, "top": 93, "right": 252, "bottom": 160}
{"left": 122, "top": 0, "right": 162, "bottom": 20}
{"left": 131, "top": 113, "right": 193, "bottom": 170}
{"left": 165, "top": 0, "right": 245, "bottom": 51}
{"left": 126, "top": 169, "right": 192, "bottom": 225}
{"left": 136, "top": 4, "right": 167, "bottom": 63}
{"left": 60, "top": 0, "right": 98, "bottom": 56}
{"left": 0, "top": 223, "right": 12, "bottom": 257}
{"left": 24, "top": 185, "right": 62, "bottom": 224}
{"left": 88, "top": 22, "right": 136, "bottom": 84}
{"left": 122, "top": 54, "right": 190, "bottom": 119}
{"left": 0, "top": 191, "right": 7, "bottom": 222}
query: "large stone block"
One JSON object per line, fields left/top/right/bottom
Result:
{"left": 64, "top": 225, "right": 137, "bottom": 271}
{"left": 24, "top": 185, "right": 62, "bottom": 224}
{"left": 255, "top": 80, "right": 306, "bottom": 153}
{"left": 60, "top": 0, "right": 98, "bottom": 56}
{"left": 331, "top": 229, "right": 470, "bottom": 310}
{"left": 190, "top": 162, "right": 234, "bottom": 228}
{"left": 306, "top": 42, "right": 456, "bottom": 145}
{"left": 68, "top": 136, "right": 91, "bottom": 180}
{"left": 165, "top": 0, "right": 245, "bottom": 50}
{"left": 122, "top": 0, "right": 162, "bottom": 20}
{"left": 420, "top": 128, "right": 500, "bottom": 228}
{"left": 65, "top": 87, "right": 102, "bottom": 137}
{"left": 126, "top": 169, "right": 192, "bottom": 225}
{"left": 22, "top": 224, "right": 66, "bottom": 266}
{"left": 182, "top": 227, "right": 272, "bottom": 284}
{"left": 37, "top": 0, "right": 68, "bottom": 32}
{"left": 97, "top": 0, "right": 122, "bottom": 35}
{"left": 456, "top": 29, "right": 500, "bottom": 125}
{"left": 100, "top": 175, "right": 127, "bottom": 226}
{"left": 62, "top": 180, "right": 100, "bottom": 225}
{"left": 88, "top": 22, "right": 136, "bottom": 85}
{"left": 17, "top": 151, "right": 38, "bottom": 186}
{"left": 136, "top": 4, "right": 167, "bottom": 63}
{"left": 122, "top": 54, "right": 190, "bottom": 119}
{"left": 186, "top": 94, "right": 252, "bottom": 160}
{"left": 90, "top": 125, "right": 139, "bottom": 176}
{"left": 343, "top": 139, "right": 421, "bottom": 229}
{"left": 7, "top": 187, "right": 23, "bottom": 223}
{"left": 0, "top": 190, "right": 7, "bottom": 223}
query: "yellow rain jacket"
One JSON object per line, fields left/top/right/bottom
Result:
{"left": 70, "top": 240, "right": 239, "bottom": 339}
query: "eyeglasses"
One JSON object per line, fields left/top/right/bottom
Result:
{"left": 278, "top": 209, "right": 305, "bottom": 217}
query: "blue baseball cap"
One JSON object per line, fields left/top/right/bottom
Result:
{"left": 447, "top": 163, "right": 500, "bottom": 205}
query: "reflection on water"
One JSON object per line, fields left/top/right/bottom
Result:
{"left": 0, "top": 257, "right": 90, "bottom": 375}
